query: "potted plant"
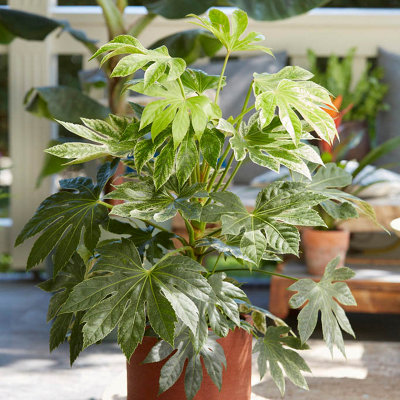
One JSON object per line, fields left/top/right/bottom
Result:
{"left": 308, "top": 48, "right": 389, "bottom": 161}
{"left": 16, "top": 9, "right": 375, "bottom": 400}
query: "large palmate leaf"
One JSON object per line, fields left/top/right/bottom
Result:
{"left": 206, "top": 273, "right": 248, "bottom": 337}
{"left": 202, "top": 182, "right": 326, "bottom": 264}
{"left": 254, "top": 326, "right": 311, "bottom": 395}
{"left": 38, "top": 253, "right": 87, "bottom": 365}
{"left": 24, "top": 86, "right": 110, "bottom": 123}
{"left": 305, "top": 163, "right": 379, "bottom": 224}
{"left": 229, "top": 0, "right": 329, "bottom": 21}
{"left": 230, "top": 114, "right": 323, "bottom": 178}
{"left": 150, "top": 30, "right": 222, "bottom": 65}
{"left": 108, "top": 180, "right": 206, "bottom": 222}
{"left": 60, "top": 239, "right": 213, "bottom": 359}
{"left": 0, "top": 8, "right": 97, "bottom": 52}
{"left": 144, "top": 326, "right": 226, "bottom": 400}
{"left": 46, "top": 116, "right": 142, "bottom": 164}
{"left": 15, "top": 160, "right": 118, "bottom": 274}
{"left": 189, "top": 9, "right": 272, "bottom": 54}
{"left": 91, "top": 35, "right": 186, "bottom": 87}
{"left": 126, "top": 79, "right": 221, "bottom": 147}
{"left": 288, "top": 257, "right": 356, "bottom": 356}
{"left": 253, "top": 66, "right": 337, "bottom": 145}
{"left": 102, "top": 218, "right": 175, "bottom": 262}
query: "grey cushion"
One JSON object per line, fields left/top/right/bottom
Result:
{"left": 376, "top": 48, "right": 400, "bottom": 172}
{"left": 194, "top": 52, "right": 287, "bottom": 184}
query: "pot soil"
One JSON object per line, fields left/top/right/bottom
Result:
{"left": 302, "top": 229, "right": 350, "bottom": 276}
{"left": 127, "top": 325, "right": 252, "bottom": 400}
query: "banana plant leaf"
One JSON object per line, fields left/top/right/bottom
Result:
{"left": 0, "top": 8, "right": 97, "bottom": 52}
{"left": 142, "top": 0, "right": 329, "bottom": 20}
{"left": 24, "top": 86, "right": 110, "bottom": 123}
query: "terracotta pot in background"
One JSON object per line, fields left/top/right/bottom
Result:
{"left": 127, "top": 325, "right": 252, "bottom": 400}
{"left": 302, "top": 228, "right": 350, "bottom": 276}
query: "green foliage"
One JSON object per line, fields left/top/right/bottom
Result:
{"left": 308, "top": 48, "right": 388, "bottom": 124}
{"left": 144, "top": 326, "right": 226, "bottom": 400}
{"left": 254, "top": 326, "right": 311, "bottom": 395}
{"left": 16, "top": 8, "right": 375, "bottom": 399}
{"left": 253, "top": 66, "right": 337, "bottom": 145}
{"left": 188, "top": 9, "right": 272, "bottom": 54}
{"left": 289, "top": 257, "right": 356, "bottom": 356}
{"left": 60, "top": 238, "right": 213, "bottom": 358}
{"left": 15, "top": 160, "right": 118, "bottom": 274}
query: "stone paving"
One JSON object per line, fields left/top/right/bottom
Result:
{"left": 1, "top": 278, "right": 400, "bottom": 400}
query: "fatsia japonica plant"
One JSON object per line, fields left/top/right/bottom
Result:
{"left": 17, "top": 9, "right": 374, "bottom": 399}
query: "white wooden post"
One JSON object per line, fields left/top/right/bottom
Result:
{"left": 9, "top": 0, "right": 57, "bottom": 269}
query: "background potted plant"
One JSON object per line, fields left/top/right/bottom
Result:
{"left": 308, "top": 47, "right": 389, "bottom": 161}
{"left": 16, "top": 9, "right": 376, "bottom": 400}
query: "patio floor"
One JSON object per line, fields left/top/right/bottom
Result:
{"left": 1, "top": 278, "right": 399, "bottom": 400}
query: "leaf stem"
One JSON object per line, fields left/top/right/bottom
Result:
{"left": 232, "top": 105, "right": 255, "bottom": 126}
{"left": 208, "top": 252, "right": 222, "bottom": 277}
{"left": 183, "top": 217, "right": 196, "bottom": 247}
{"left": 213, "top": 152, "right": 235, "bottom": 191}
{"left": 98, "top": 200, "right": 113, "bottom": 209}
{"left": 178, "top": 77, "right": 186, "bottom": 99}
{"left": 221, "top": 159, "right": 243, "bottom": 191}
{"left": 215, "top": 267, "right": 299, "bottom": 281}
{"left": 206, "top": 145, "right": 230, "bottom": 193}
{"left": 234, "top": 81, "right": 254, "bottom": 126}
{"left": 215, "top": 51, "right": 230, "bottom": 104}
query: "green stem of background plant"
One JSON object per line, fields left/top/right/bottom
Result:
{"left": 215, "top": 268, "right": 299, "bottom": 281}
{"left": 127, "top": 13, "right": 157, "bottom": 37}
{"left": 214, "top": 51, "right": 230, "bottom": 104}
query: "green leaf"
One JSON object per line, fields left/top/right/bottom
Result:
{"left": 200, "top": 127, "right": 224, "bottom": 168}
{"left": 150, "top": 30, "right": 222, "bottom": 65}
{"left": 46, "top": 117, "right": 141, "bottom": 164}
{"left": 144, "top": 326, "right": 226, "bottom": 400}
{"left": 288, "top": 257, "right": 356, "bottom": 356}
{"left": 253, "top": 326, "right": 311, "bottom": 395}
{"left": 176, "top": 133, "right": 198, "bottom": 186}
{"left": 203, "top": 182, "right": 326, "bottom": 263}
{"left": 206, "top": 273, "right": 247, "bottom": 337}
{"left": 38, "top": 253, "right": 87, "bottom": 363}
{"left": 142, "top": 0, "right": 215, "bottom": 19}
{"left": 309, "top": 163, "right": 352, "bottom": 190}
{"left": 181, "top": 68, "right": 223, "bottom": 94}
{"left": 60, "top": 239, "right": 212, "bottom": 358}
{"left": 108, "top": 181, "right": 205, "bottom": 223}
{"left": 253, "top": 66, "right": 337, "bottom": 145}
{"left": 240, "top": 230, "right": 267, "bottom": 266}
{"left": 0, "top": 8, "right": 97, "bottom": 51}
{"left": 154, "top": 140, "right": 175, "bottom": 189}
{"left": 229, "top": 0, "right": 329, "bottom": 21}
{"left": 230, "top": 114, "right": 323, "bottom": 178}
{"left": 92, "top": 35, "right": 186, "bottom": 86}
{"left": 24, "top": 86, "right": 110, "bottom": 123}
{"left": 128, "top": 80, "right": 221, "bottom": 147}
{"left": 15, "top": 160, "right": 118, "bottom": 274}
{"left": 189, "top": 9, "right": 272, "bottom": 54}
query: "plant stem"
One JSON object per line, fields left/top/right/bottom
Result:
{"left": 215, "top": 51, "right": 230, "bottom": 104}
{"left": 183, "top": 217, "right": 196, "bottom": 247}
{"left": 178, "top": 77, "right": 186, "bottom": 99}
{"left": 221, "top": 159, "right": 243, "bottom": 191}
{"left": 214, "top": 152, "right": 235, "bottom": 191}
{"left": 98, "top": 200, "right": 113, "bottom": 209}
{"left": 215, "top": 267, "right": 299, "bottom": 281}
{"left": 127, "top": 13, "right": 157, "bottom": 37}
{"left": 235, "top": 81, "right": 254, "bottom": 125}
{"left": 208, "top": 252, "right": 222, "bottom": 277}
{"left": 206, "top": 145, "right": 230, "bottom": 193}
{"left": 232, "top": 106, "right": 255, "bottom": 126}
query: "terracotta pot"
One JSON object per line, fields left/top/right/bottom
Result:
{"left": 127, "top": 325, "right": 252, "bottom": 400}
{"left": 302, "top": 228, "right": 350, "bottom": 276}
